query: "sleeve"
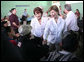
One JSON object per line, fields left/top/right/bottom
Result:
{"left": 30, "top": 18, "right": 35, "bottom": 34}
{"left": 9, "top": 15, "right": 15, "bottom": 25}
{"left": 65, "top": 16, "right": 71, "bottom": 27}
{"left": 63, "top": 21, "right": 67, "bottom": 34}
{"left": 43, "top": 21, "right": 50, "bottom": 40}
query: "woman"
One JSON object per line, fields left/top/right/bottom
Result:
{"left": 75, "top": 9, "right": 80, "bottom": 21}
{"left": 43, "top": 5, "right": 67, "bottom": 51}
{"left": 30, "top": 7, "right": 48, "bottom": 46}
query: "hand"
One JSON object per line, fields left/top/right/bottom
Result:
{"left": 15, "top": 33, "right": 20, "bottom": 37}
{"left": 42, "top": 40, "right": 47, "bottom": 45}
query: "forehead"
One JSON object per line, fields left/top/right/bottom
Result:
{"left": 35, "top": 11, "right": 41, "bottom": 14}
{"left": 50, "top": 10, "right": 56, "bottom": 13}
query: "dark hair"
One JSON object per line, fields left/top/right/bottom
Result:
{"left": 11, "top": 8, "right": 16, "bottom": 12}
{"left": 64, "top": 4, "right": 72, "bottom": 11}
{"left": 33, "top": 7, "right": 43, "bottom": 15}
{"left": 76, "top": 9, "right": 79, "bottom": 12}
{"left": 5, "top": 26, "right": 11, "bottom": 33}
{"left": 62, "top": 30, "right": 79, "bottom": 52}
{"left": 48, "top": 5, "right": 59, "bottom": 15}
{"left": 1, "top": 21, "right": 7, "bottom": 27}
{"left": 21, "top": 15, "right": 27, "bottom": 21}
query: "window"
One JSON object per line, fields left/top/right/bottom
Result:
{"left": 66, "top": 1, "right": 83, "bottom": 4}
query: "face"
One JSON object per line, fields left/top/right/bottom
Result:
{"left": 64, "top": 9, "right": 67, "bottom": 14}
{"left": 35, "top": 12, "right": 42, "bottom": 20}
{"left": 13, "top": 9, "right": 16, "bottom": 14}
{"left": 50, "top": 10, "right": 58, "bottom": 18}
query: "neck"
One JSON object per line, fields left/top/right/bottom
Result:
{"left": 38, "top": 18, "right": 41, "bottom": 21}
{"left": 54, "top": 15, "right": 58, "bottom": 23}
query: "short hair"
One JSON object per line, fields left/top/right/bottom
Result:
{"left": 62, "top": 30, "right": 79, "bottom": 52}
{"left": 18, "top": 25, "right": 32, "bottom": 36}
{"left": 48, "top": 5, "right": 59, "bottom": 15}
{"left": 24, "top": 9, "right": 27, "bottom": 10}
{"left": 64, "top": 4, "right": 72, "bottom": 11}
{"left": 11, "top": 8, "right": 16, "bottom": 12}
{"left": 33, "top": 7, "right": 43, "bottom": 15}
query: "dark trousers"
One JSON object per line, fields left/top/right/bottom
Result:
{"left": 48, "top": 43, "right": 61, "bottom": 52}
{"left": 13, "top": 28, "right": 19, "bottom": 34}
{"left": 34, "top": 36, "right": 43, "bottom": 46}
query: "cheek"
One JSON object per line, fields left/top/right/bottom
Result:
{"left": 64, "top": 9, "right": 66, "bottom": 13}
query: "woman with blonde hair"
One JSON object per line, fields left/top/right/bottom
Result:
{"left": 43, "top": 5, "right": 67, "bottom": 51}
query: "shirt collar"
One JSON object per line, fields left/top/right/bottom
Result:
{"left": 53, "top": 16, "right": 61, "bottom": 24}
{"left": 67, "top": 11, "right": 72, "bottom": 17}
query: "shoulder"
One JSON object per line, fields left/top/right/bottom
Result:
{"left": 59, "top": 17, "right": 65, "bottom": 23}
{"left": 47, "top": 18, "right": 53, "bottom": 24}
{"left": 31, "top": 17, "right": 36, "bottom": 21}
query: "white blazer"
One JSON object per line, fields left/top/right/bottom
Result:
{"left": 43, "top": 17, "right": 67, "bottom": 44}
{"left": 30, "top": 17, "right": 48, "bottom": 37}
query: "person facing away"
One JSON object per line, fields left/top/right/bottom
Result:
{"left": 43, "top": 30, "right": 80, "bottom": 61}
{"left": 30, "top": 7, "right": 48, "bottom": 46}
{"left": 18, "top": 24, "right": 49, "bottom": 61}
{"left": 64, "top": 4, "right": 79, "bottom": 31}
{"left": 43, "top": 5, "right": 67, "bottom": 51}
{"left": 9, "top": 8, "right": 20, "bottom": 34}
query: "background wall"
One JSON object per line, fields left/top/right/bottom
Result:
{"left": 1, "top": 1, "right": 83, "bottom": 20}
{"left": 71, "top": 2, "right": 83, "bottom": 20}
{"left": 1, "top": 1, "right": 52, "bottom": 18}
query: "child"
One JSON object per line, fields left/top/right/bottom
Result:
{"left": 6, "top": 26, "right": 21, "bottom": 47}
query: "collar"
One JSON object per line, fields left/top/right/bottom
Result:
{"left": 53, "top": 16, "right": 61, "bottom": 24}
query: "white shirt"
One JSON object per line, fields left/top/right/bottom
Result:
{"left": 65, "top": 11, "right": 79, "bottom": 31}
{"left": 30, "top": 17, "right": 48, "bottom": 37}
{"left": 43, "top": 17, "right": 67, "bottom": 44}
{"left": 23, "top": 11, "right": 28, "bottom": 17}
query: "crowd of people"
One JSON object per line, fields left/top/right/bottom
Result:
{"left": 1, "top": 4, "right": 83, "bottom": 61}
